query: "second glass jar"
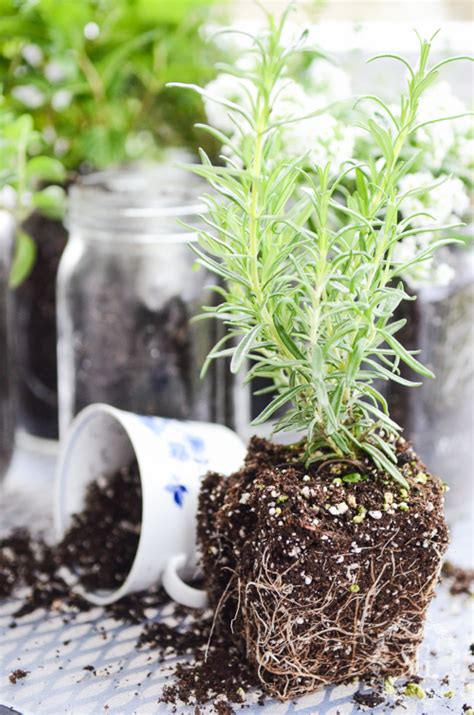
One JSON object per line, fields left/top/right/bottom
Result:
{"left": 57, "top": 165, "right": 233, "bottom": 436}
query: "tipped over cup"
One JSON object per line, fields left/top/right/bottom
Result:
{"left": 55, "top": 403, "right": 245, "bottom": 608}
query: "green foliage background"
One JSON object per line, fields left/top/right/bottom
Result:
{"left": 0, "top": 0, "right": 221, "bottom": 173}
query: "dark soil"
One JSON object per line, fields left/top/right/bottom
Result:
{"left": 1, "top": 530, "right": 260, "bottom": 714}
{"left": 353, "top": 688, "right": 385, "bottom": 708}
{"left": 0, "top": 438, "right": 452, "bottom": 712}
{"left": 0, "top": 461, "right": 141, "bottom": 613}
{"left": 8, "top": 669, "right": 29, "bottom": 684}
{"left": 442, "top": 561, "right": 474, "bottom": 596}
{"left": 58, "top": 461, "right": 142, "bottom": 592}
{"left": 198, "top": 436, "right": 449, "bottom": 700}
{"left": 15, "top": 212, "right": 67, "bottom": 439}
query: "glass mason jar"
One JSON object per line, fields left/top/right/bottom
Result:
{"left": 0, "top": 211, "right": 16, "bottom": 481}
{"left": 57, "top": 165, "right": 234, "bottom": 437}
{"left": 387, "top": 242, "right": 474, "bottom": 519}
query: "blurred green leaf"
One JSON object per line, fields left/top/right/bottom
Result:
{"left": 26, "top": 156, "right": 67, "bottom": 183}
{"left": 10, "top": 229, "right": 36, "bottom": 287}
{"left": 31, "top": 185, "right": 66, "bottom": 219}
{"left": 134, "top": 0, "right": 216, "bottom": 25}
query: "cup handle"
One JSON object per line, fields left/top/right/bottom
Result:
{"left": 162, "top": 553, "right": 209, "bottom": 609}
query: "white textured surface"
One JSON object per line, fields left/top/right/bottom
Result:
{"left": 0, "top": 447, "right": 473, "bottom": 715}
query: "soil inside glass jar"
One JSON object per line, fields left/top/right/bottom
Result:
{"left": 15, "top": 212, "right": 67, "bottom": 440}
{"left": 71, "top": 293, "right": 195, "bottom": 421}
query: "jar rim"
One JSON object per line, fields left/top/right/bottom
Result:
{"left": 67, "top": 164, "right": 208, "bottom": 237}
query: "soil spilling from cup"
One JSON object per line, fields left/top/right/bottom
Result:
{"left": 0, "top": 461, "right": 141, "bottom": 611}
{"left": 58, "top": 461, "right": 142, "bottom": 592}
{"left": 0, "top": 482, "right": 263, "bottom": 713}
{"left": 197, "top": 436, "right": 449, "bottom": 701}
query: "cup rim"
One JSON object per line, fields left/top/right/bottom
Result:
{"left": 55, "top": 403, "right": 147, "bottom": 605}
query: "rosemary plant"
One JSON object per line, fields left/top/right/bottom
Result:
{"left": 170, "top": 11, "right": 471, "bottom": 486}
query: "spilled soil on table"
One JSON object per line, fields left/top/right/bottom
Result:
{"left": 0, "top": 461, "right": 261, "bottom": 713}
{"left": 0, "top": 440, "right": 469, "bottom": 713}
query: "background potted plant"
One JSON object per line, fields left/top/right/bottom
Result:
{"left": 0, "top": 0, "right": 221, "bottom": 441}
{"left": 172, "top": 10, "right": 467, "bottom": 699}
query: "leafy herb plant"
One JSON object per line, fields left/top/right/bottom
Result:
{"left": 172, "top": 11, "right": 472, "bottom": 486}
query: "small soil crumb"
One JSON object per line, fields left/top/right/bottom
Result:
{"left": 9, "top": 668, "right": 29, "bottom": 684}
{"left": 214, "top": 701, "right": 235, "bottom": 715}
{"left": 442, "top": 561, "right": 474, "bottom": 596}
{"left": 353, "top": 689, "right": 385, "bottom": 709}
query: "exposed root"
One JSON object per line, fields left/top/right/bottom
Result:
{"left": 197, "top": 437, "right": 449, "bottom": 701}
{"left": 236, "top": 544, "right": 441, "bottom": 700}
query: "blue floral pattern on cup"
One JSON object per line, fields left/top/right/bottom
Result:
{"left": 169, "top": 441, "right": 190, "bottom": 461}
{"left": 165, "top": 483, "right": 188, "bottom": 507}
{"left": 138, "top": 415, "right": 167, "bottom": 436}
{"left": 136, "top": 413, "right": 213, "bottom": 508}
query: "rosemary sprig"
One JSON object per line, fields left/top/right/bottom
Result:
{"left": 169, "top": 10, "right": 472, "bottom": 486}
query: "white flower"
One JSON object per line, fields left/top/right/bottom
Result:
{"left": 271, "top": 78, "right": 308, "bottom": 118}
{"left": 398, "top": 171, "right": 470, "bottom": 227}
{"left": 54, "top": 137, "right": 70, "bottom": 156}
{"left": 52, "top": 89, "right": 72, "bottom": 111}
{"left": 306, "top": 59, "right": 352, "bottom": 106}
{"left": 272, "top": 79, "right": 355, "bottom": 170}
{"left": 415, "top": 82, "right": 469, "bottom": 169}
{"left": 205, "top": 72, "right": 355, "bottom": 171}
{"left": 457, "top": 138, "right": 474, "bottom": 170}
{"left": 22, "top": 44, "right": 43, "bottom": 67}
{"left": 45, "top": 61, "right": 66, "bottom": 83}
{"left": 203, "top": 74, "right": 255, "bottom": 134}
{"left": 84, "top": 22, "right": 100, "bottom": 41}
{"left": 434, "top": 262, "right": 456, "bottom": 286}
{"left": 392, "top": 233, "right": 455, "bottom": 288}
{"left": 12, "top": 84, "right": 45, "bottom": 109}
{"left": 282, "top": 112, "right": 355, "bottom": 170}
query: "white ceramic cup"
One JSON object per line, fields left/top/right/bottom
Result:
{"left": 55, "top": 403, "right": 245, "bottom": 608}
